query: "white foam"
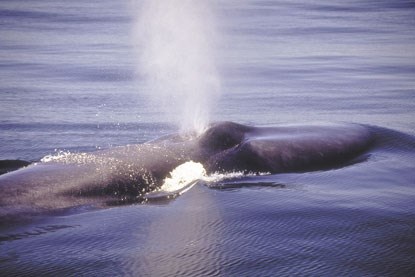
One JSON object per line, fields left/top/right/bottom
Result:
{"left": 159, "top": 161, "right": 206, "bottom": 193}
{"left": 157, "top": 161, "right": 271, "bottom": 195}
{"left": 201, "top": 171, "right": 246, "bottom": 183}
{"left": 40, "top": 150, "right": 72, "bottom": 163}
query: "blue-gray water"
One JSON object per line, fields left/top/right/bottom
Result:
{"left": 1, "top": 0, "right": 415, "bottom": 276}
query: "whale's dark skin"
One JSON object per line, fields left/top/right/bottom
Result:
{"left": 0, "top": 122, "right": 374, "bottom": 222}
{"left": 199, "top": 122, "right": 373, "bottom": 173}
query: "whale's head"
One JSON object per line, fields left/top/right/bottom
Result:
{"left": 198, "top": 121, "right": 253, "bottom": 152}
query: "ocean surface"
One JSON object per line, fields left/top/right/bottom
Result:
{"left": 1, "top": 0, "right": 415, "bottom": 276}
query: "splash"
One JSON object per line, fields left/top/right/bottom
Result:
{"left": 159, "top": 161, "right": 206, "bottom": 193}
{"left": 40, "top": 150, "right": 72, "bottom": 163}
{"left": 134, "top": 0, "right": 221, "bottom": 134}
{"left": 155, "top": 161, "right": 270, "bottom": 196}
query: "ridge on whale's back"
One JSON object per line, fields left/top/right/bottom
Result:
{"left": 198, "top": 121, "right": 374, "bottom": 174}
{"left": 198, "top": 121, "right": 254, "bottom": 151}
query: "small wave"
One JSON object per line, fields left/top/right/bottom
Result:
{"left": 156, "top": 161, "right": 270, "bottom": 194}
{"left": 202, "top": 171, "right": 270, "bottom": 183}
{"left": 144, "top": 161, "right": 271, "bottom": 201}
{"left": 40, "top": 150, "right": 120, "bottom": 166}
{"left": 0, "top": 225, "right": 77, "bottom": 243}
{"left": 144, "top": 161, "right": 205, "bottom": 201}
{"left": 159, "top": 161, "right": 206, "bottom": 193}
{"left": 40, "top": 150, "right": 72, "bottom": 163}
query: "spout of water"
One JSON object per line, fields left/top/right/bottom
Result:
{"left": 134, "top": 0, "right": 221, "bottom": 133}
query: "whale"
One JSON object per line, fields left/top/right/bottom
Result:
{"left": 0, "top": 121, "right": 374, "bottom": 223}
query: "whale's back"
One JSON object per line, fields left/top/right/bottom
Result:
{"left": 202, "top": 123, "right": 373, "bottom": 173}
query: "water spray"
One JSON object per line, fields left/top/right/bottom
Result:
{"left": 135, "top": 0, "right": 221, "bottom": 134}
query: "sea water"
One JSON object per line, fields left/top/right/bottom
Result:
{"left": 1, "top": 0, "right": 415, "bottom": 276}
